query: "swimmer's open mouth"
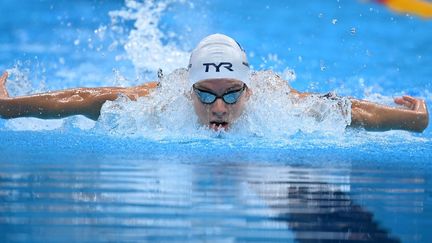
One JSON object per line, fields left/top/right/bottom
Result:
{"left": 209, "top": 121, "right": 229, "bottom": 130}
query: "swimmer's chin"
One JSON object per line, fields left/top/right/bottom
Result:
{"left": 209, "top": 121, "right": 230, "bottom": 131}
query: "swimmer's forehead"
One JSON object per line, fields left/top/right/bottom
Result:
{"left": 194, "top": 79, "right": 244, "bottom": 90}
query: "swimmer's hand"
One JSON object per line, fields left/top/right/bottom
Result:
{"left": 350, "top": 96, "right": 429, "bottom": 132}
{"left": 0, "top": 71, "right": 9, "bottom": 98}
{"left": 394, "top": 95, "right": 427, "bottom": 113}
{"left": 394, "top": 95, "right": 429, "bottom": 130}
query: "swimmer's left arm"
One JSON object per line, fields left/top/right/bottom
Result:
{"left": 290, "top": 89, "right": 429, "bottom": 132}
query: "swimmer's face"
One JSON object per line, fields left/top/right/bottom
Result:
{"left": 192, "top": 79, "right": 251, "bottom": 131}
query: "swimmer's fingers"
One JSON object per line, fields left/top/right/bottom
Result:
{"left": 0, "top": 72, "right": 8, "bottom": 84}
{"left": 394, "top": 96, "right": 413, "bottom": 108}
{"left": 0, "top": 71, "right": 10, "bottom": 98}
{"left": 394, "top": 95, "right": 426, "bottom": 111}
{"left": 402, "top": 95, "right": 422, "bottom": 110}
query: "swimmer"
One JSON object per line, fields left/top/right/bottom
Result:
{"left": 0, "top": 34, "right": 429, "bottom": 132}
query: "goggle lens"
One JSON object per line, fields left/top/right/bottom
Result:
{"left": 194, "top": 85, "right": 246, "bottom": 105}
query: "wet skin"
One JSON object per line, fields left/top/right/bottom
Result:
{"left": 191, "top": 78, "right": 251, "bottom": 131}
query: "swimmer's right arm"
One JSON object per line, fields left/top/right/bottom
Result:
{"left": 0, "top": 72, "right": 158, "bottom": 120}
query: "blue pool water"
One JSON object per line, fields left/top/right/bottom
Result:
{"left": 1, "top": 0, "right": 432, "bottom": 242}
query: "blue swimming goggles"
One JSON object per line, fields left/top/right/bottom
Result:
{"left": 193, "top": 84, "right": 246, "bottom": 105}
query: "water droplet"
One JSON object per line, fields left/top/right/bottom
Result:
{"left": 282, "top": 68, "right": 296, "bottom": 82}
{"left": 366, "top": 49, "right": 372, "bottom": 56}
{"left": 332, "top": 19, "right": 338, "bottom": 25}
{"left": 320, "top": 61, "right": 327, "bottom": 71}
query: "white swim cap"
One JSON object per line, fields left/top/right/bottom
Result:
{"left": 188, "top": 34, "right": 250, "bottom": 86}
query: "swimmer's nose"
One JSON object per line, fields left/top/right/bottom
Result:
{"left": 211, "top": 98, "right": 228, "bottom": 117}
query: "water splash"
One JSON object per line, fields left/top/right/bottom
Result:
{"left": 5, "top": 60, "right": 47, "bottom": 97}
{"left": 97, "top": 68, "right": 205, "bottom": 140}
{"left": 108, "top": 0, "right": 190, "bottom": 76}
{"left": 235, "top": 71, "right": 351, "bottom": 137}
{"left": 97, "top": 69, "right": 351, "bottom": 140}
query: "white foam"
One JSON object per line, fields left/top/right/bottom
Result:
{"left": 97, "top": 68, "right": 207, "bottom": 140}
{"left": 97, "top": 69, "right": 352, "bottom": 141}
{"left": 233, "top": 71, "right": 351, "bottom": 137}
